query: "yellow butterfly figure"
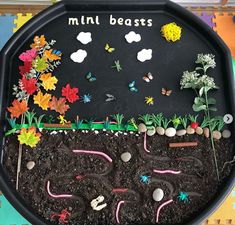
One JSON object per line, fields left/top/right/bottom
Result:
{"left": 105, "top": 43, "right": 115, "bottom": 53}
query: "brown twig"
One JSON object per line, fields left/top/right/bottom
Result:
{"left": 169, "top": 142, "right": 198, "bottom": 148}
{"left": 43, "top": 123, "right": 72, "bottom": 128}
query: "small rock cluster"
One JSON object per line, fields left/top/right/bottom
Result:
{"left": 138, "top": 123, "right": 231, "bottom": 140}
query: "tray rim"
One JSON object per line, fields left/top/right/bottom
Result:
{"left": 0, "top": 1, "right": 234, "bottom": 225}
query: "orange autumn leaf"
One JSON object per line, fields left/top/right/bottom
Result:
{"left": 49, "top": 96, "right": 70, "bottom": 115}
{"left": 44, "top": 49, "right": 61, "bottom": 61}
{"left": 7, "top": 99, "right": 29, "bottom": 118}
{"left": 33, "top": 91, "right": 51, "bottom": 110}
{"left": 30, "top": 35, "right": 47, "bottom": 49}
{"left": 39, "top": 73, "right": 58, "bottom": 91}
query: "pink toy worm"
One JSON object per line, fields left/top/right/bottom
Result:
{"left": 144, "top": 132, "right": 150, "bottom": 153}
{"left": 156, "top": 199, "right": 173, "bottom": 223}
{"left": 116, "top": 200, "right": 125, "bottom": 224}
{"left": 93, "top": 121, "right": 117, "bottom": 124}
{"left": 153, "top": 169, "right": 181, "bottom": 174}
{"left": 73, "top": 150, "right": 113, "bottom": 163}
{"left": 46, "top": 181, "right": 73, "bottom": 199}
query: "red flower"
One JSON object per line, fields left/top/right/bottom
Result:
{"left": 190, "top": 122, "right": 199, "bottom": 129}
{"left": 21, "top": 76, "right": 38, "bottom": 95}
{"left": 19, "top": 61, "right": 32, "bottom": 76}
{"left": 62, "top": 84, "right": 79, "bottom": 103}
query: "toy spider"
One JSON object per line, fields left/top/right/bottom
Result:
{"left": 81, "top": 94, "right": 92, "bottom": 103}
{"left": 140, "top": 175, "right": 150, "bottom": 184}
{"left": 177, "top": 191, "right": 189, "bottom": 203}
{"left": 51, "top": 209, "right": 71, "bottom": 224}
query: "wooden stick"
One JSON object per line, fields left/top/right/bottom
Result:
{"left": 169, "top": 142, "right": 198, "bottom": 148}
{"left": 43, "top": 123, "right": 72, "bottom": 128}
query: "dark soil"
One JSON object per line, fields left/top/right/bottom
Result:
{"left": 3, "top": 130, "right": 234, "bottom": 225}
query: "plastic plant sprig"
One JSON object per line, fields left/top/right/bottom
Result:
{"left": 171, "top": 114, "right": 181, "bottom": 129}
{"left": 200, "top": 116, "right": 210, "bottom": 128}
{"left": 73, "top": 150, "right": 113, "bottom": 163}
{"left": 34, "top": 114, "right": 45, "bottom": 128}
{"left": 85, "top": 118, "right": 95, "bottom": 129}
{"left": 162, "top": 117, "right": 170, "bottom": 129}
{"left": 188, "top": 114, "right": 198, "bottom": 123}
{"left": 180, "top": 115, "right": 188, "bottom": 129}
{"left": 111, "top": 114, "right": 124, "bottom": 128}
{"left": 7, "top": 117, "right": 16, "bottom": 129}
{"left": 215, "top": 116, "right": 224, "bottom": 131}
{"left": 103, "top": 117, "right": 110, "bottom": 130}
{"left": 75, "top": 115, "right": 83, "bottom": 129}
{"left": 128, "top": 118, "right": 138, "bottom": 130}
{"left": 138, "top": 114, "right": 153, "bottom": 126}
{"left": 151, "top": 113, "right": 163, "bottom": 127}
{"left": 25, "top": 110, "right": 36, "bottom": 126}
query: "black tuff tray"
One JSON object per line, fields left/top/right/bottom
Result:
{"left": 0, "top": 1, "right": 235, "bottom": 225}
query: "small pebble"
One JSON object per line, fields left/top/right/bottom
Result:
{"left": 26, "top": 161, "right": 35, "bottom": 170}
{"left": 50, "top": 131, "right": 57, "bottom": 135}
{"left": 94, "top": 130, "right": 99, "bottom": 134}
{"left": 203, "top": 127, "right": 210, "bottom": 138}
{"left": 138, "top": 123, "right": 147, "bottom": 133}
{"left": 165, "top": 127, "right": 176, "bottom": 137}
{"left": 147, "top": 127, "right": 156, "bottom": 136}
{"left": 130, "top": 131, "right": 133, "bottom": 134}
{"left": 176, "top": 129, "right": 186, "bottom": 136}
{"left": 136, "top": 134, "right": 139, "bottom": 137}
{"left": 195, "top": 127, "right": 203, "bottom": 135}
{"left": 222, "top": 130, "right": 231, "bottom": 139}
{"left": 121, "top": 152, "right": 132, "bottom": 162}
{"left": 106, "top": 134, "right": 109, "bottom": 136}
{"left": 64, "top": 131, "right": 67, "bottom": 135}
{"left": 39, "top": 128, "right": 43, "bottom": 132}
{"left": 152, "top": 188, "right": 164, "bottom": 202}
{"left": 212, "top": 130, "right": 222, "bottom": 140}
{"left": 115, "top": 132, "right": 119, "bottom": 137}
{"left": 156, "top": 127, "right": 165, "bottom": 136}
{"left": 186, "top": 126, "right": 195, "bottom": 134}
{"left": 82, "top": 130, "right": 85, "bottom": 133}
{"left": 59, "top": 130, "right": 63, "bottom": 133}
{"left": 124, "top": 132, "right": 127, "bottom": 135}
{"left": 72, "top": 129, "right": 76, "bottom": 132}
{"left": 103, "top": 129, "right": 107, "bottom": 132}
{"left": 85, "top": 130, "right": 88, "bottom": 133}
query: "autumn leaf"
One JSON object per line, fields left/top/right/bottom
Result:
{"left": 7, "top": 99, "right": 29, "bottom": 118}
{"left": 19, "top": 61, "right": 32, "bottom": 76}
{"left": 49, "top": 96, "right": 70, "bottom": 114}
{"left": 32, "top": 56, "right": 48, "bottom": 72}
{"left": 33, "top": 91, "right": 51, "bottom": 110}
{"left": 18, "top": 127, "right": 41, "bottom": 147}
{"left": 44, "top": 49, "right": 61, "bottom": 61}
{"left": 19, "top": 48, "right": 37, "bottom": 62}
{"left": 21, "top": 76, "right": 38, "bottom": 95}
{"left": 30, "top": 35, "right": 47, "bottom": 49}
{"left": 62, "top": 84, "right": 79, "bottom": 103}
{"left": 39, "top": 73, "right": 58, "bottom": 91}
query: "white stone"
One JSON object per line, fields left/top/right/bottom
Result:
{"left": 26, "top": 161, "right": 35, "bottom": 170}
{"left": 156, "top": 127, "right": 165, "bottom": 136}
{"left": 138, "top": 123, "right": 147, "bottom": 133}
{"left": 176, "top": 129, "right": 186, "bottom": 136}
{"left": 152, "top": 188, "right": 164, "bottom": 202}
{"left": 222, "top": 130, "right": 231, "bottom": 139}
{"left": 121, "top": 152, "right": 132, "bottom": 162}
{"left": 165, "top": 127, "right": 176, "bottom": 137}
{"left": 147, "top": 127, "right": 156, "bottom": 136}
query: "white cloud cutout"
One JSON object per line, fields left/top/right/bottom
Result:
{"left": 137, "top": 49, "right": 152, "bottom": 62}
{"left": 125, "top": 31, "right": 141, "bottom": 43}
{"left": 70, "top": 49, "right": 87, "bottom": 63}
{"left": 76, "top": 32, "right": 92, "bottom": 44}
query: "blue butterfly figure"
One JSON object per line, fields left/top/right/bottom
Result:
{"left": 52, "top": 49, "right": 62, "bottom": 56}
{"left": 129, "top": 81, "right": 138, "bottom": 92}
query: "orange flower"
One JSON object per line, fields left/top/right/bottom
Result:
{"left": 30, "top": 35, "right": 47, "bottom": 49}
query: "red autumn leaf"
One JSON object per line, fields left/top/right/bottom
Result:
{"left": 7, "top": 99, "right": 29, "bottom": 118}
{"left": 21, "top": 76, "right": 38, "bottom": 95}
{"left": 19, "top": 61, "right": 32, "bottom": 76}
{"left": 61, "top": 84, "right": 79, "bottom": 103}
{"left": 49, "top": 96, "right": 70, "bottom": 115}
